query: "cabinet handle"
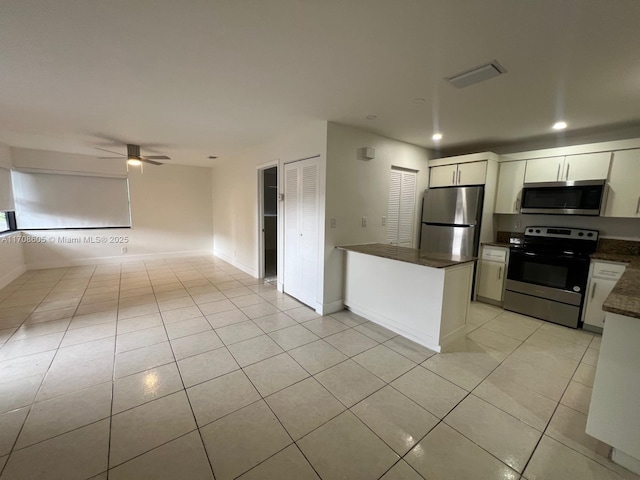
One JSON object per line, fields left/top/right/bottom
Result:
{"left": 557, "top": 163, "right": 561, "bottom": 181}
{"left": 600, "top": 270, "right": 619, "bottom": 276}
{"left": 458, "top": 170, "right": 461, "bottom": 184}
{"left": 452, "top": 170, "right": 456, "bottom": 184}
{"left": 565, "top": 163, "right": 570, "bottom": 180}
{"left": 591, "top": 282, "right": 597, "bottom": 300}
{"left": 636, "top": 196, "right": 640, "bottom": 214}
{"left": 498, "top": 266, "right": 502, "bottom": 280}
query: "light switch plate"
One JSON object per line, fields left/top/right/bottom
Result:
{"left": 381, "top": 216, "right": 386, "bottom": 226}
{"left": 362, "top": 217, "right": 367, "bottom": 227}
{"left": 330, "top": 217, "right": 337, "bottom": 228}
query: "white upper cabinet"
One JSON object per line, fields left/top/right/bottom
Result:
{"left": 604, "top": 149, "right": 640, "bottom": 217}
{"left": 563, "top": 152, "right": 611, "bottom": 181}
{"left": 429, "top": 161, "right": 486, "bottom": 188}
{"left": 524, "top": 156, "right": 565, "bottom": 183}
{"left": 457, "top": 161, "right": 487, "bottom": 186}
{"left": 495, "top": 160, "right": 526, "bottom": 214}
{"left": 523, "top": 152, "right": 611, "bottom": 183}
{"left": 429, "top": 164, "right": 458, "bottom": 187}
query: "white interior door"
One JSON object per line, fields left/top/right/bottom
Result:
{"left": 284, "top": 158, "right": 320, "bottom": 308}
{"left": 284, "top": 164, "right": 301, "bottom": 301}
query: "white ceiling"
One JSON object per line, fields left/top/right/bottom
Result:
{"left": 1, "top": 1, "right": 639, "bottom": 166}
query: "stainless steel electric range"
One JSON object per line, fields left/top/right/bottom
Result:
{"left": 504, "top": 226, "right": 598, "bottom": 329}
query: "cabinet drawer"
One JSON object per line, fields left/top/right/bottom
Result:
{"left": 482, "top": 247, "right": 507, "bottom": 263}
{"left": 592, "top": 261, "right": 626, "bottom": 280}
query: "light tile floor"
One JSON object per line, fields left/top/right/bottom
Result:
{"left": 0, "top": 257, "right": 638, "bottom": 479}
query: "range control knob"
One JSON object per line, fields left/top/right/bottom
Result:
{"left": 535, "top": 229, "right": 541, "bottom": 233}
{"left": 578, "top": 232, "right": 584, "bottom": 236}
{"left": 587, "top": 232, "right": 593, "bottom": 237}
{"left": 528, "top": 229, "right": 533, "bottom": 233}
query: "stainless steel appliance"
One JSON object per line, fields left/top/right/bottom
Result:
{"left": 419, "top": 186, "right": 483, "bottom": 257}
{"left": 504, "top": 226, "right": 599, "bottom": 328}
{"left": 520, "top": 180, "right": 607, "bottom": 215}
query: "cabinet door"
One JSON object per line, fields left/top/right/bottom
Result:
{"left": 604, "top": 149, "right": 640, "bottom": 217}
{"left": 457, "top": 161, "right": 487, "bottom": 186}
{"left": 429, "top": 164, "right": 457, "bottom": 188}
{"left": 563, "top": 152, "right": 611, "bottom": 181}
{"left": 583, "top": 278, "right": 617, "bottom": 328}
{"left": 495, "top": 160, "right": 526, "bottom": 213}
{"left": 477, "top": 260, "right": 505, "bottom": 302}
{"left": 524, "top": 156, "right": 565, "bottom": 183}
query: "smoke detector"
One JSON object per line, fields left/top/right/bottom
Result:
{"left": 446, "top": 60, "right": 507, "bottom": 89}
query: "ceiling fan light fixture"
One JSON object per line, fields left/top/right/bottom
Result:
{"left": 127, "top": 158, "right": 142, "bottom": 167}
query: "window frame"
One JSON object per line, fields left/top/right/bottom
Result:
{"left": 0, "top": 211, "right": 17, "bottom": 234}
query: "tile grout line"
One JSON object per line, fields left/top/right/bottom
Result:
{"left": 0, "top": 265, "right": 91, "bottom": 478}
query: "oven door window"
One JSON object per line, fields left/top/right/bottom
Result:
{"left": 522, "top": 261, "right": 568, "bottom": 289}
{"left": 507, "top": 251, "right": 589, "bottom": 292}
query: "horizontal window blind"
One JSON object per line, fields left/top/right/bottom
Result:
{"left": 12, "top": 171, "right": 131, "bottom": 229}
{"left": 0, "top": 167, "right": 14, "bottom": 212}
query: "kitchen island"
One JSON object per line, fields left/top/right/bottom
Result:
{"left": 338, "top": 243, "right": 476, "bottom": 352}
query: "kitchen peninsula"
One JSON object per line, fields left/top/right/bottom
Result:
{"left": 338, "top": 243, "right": 476, "bottom": 352}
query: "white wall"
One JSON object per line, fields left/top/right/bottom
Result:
{"left": 0, "top": 233, "right": 26, "bottom": 289}
{"left": 211, "top": 122, "right": 328, "bottom": 285}
{"left": 0, "top": 144, "right": 25, "bottom": 288}
{"left": 12, "top": 148, "right": 213, "bottom": 268}
{"left": 323, "top": 122, "right": 431, "bottom": 311}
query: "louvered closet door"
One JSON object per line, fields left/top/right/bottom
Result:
{"left": 387, "top": 169, "right": 417, "bottom": 247}
{"left": 284, "top": 163, "right": 301, "bottom": 301}
{"left": 283, "top": 157, "right": 320, "bottom": 309}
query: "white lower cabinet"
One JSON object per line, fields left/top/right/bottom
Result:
{"left": 477, "top": 246, "right": 508, "bottom": 305}
{"left": 582, "top": 260, "right": 626, "bottom": 331}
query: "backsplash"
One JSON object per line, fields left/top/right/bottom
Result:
{"left": 596, "top": 238, "right": 640, "bottom": 256}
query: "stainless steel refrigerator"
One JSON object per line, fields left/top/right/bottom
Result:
{"left": 419, "top": 186, "right": 483, "bottom": 257}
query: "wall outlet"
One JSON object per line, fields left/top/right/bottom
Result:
{"left": 121, "top": 247, "right": 127, "bottom": 254}
{"left": 381, "top": 216, "right": 387, "bottom": 226}
{"left": 330, "top": 217, "right": 337, "bottom": 228}
{"left": 361, "top": 216, "right": 367, "bottom": 227}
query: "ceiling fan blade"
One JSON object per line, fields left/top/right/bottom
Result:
{"left": 95, "top": 147, "right": 125, "bottom": 156}
{"left": 97, "top": 156, "right": 125, "bottom": 160}
{"left": 142, "top": 155, "right": 171, "bottom": 160}
{"left": 142, "top": 159, "right": 163, "bottom": 166}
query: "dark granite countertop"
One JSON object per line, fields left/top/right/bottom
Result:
{"left": 591, "top": 251, "right": 640, "bottom": 320}
{"left": 337, "top": 243, "right": 476, "bottom": 269}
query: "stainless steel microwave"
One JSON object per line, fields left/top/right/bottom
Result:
{"left": 520, "top": 180, "right": 607, "bottom": 215}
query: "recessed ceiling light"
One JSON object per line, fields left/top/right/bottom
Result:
{"left": 553, "top": 121, "right": 567, "bottom": 130}
{"left": 208, "top": 156, "right": 218, "bottom": 159}
{"left": 366, "top": 115, "right": 377, "bottom": 120}
{"left": 432, "top": 133, "right": 443, "bottom": 141}
{"left": 412, "top": 98, "right": 426, "bottom": 104}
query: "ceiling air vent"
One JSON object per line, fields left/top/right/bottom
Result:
{"left": 446, "top": 61, "right": 506, "bottom": 89}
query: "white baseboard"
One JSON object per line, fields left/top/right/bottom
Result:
{"left": 319, "top": 299, "right": 344, "bottom": 316}
{"left": 346, "top": 301, "right": 441, "bottom": 352}
{"left": 25, "top": 250, "right": 214, "bottom": 270}
{"left": 213, "top": 250, "right": 258, "bottom": 278}
{"left": 0, "top": 264, "right": 27, "bottom": 290}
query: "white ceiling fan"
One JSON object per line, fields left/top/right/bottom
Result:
{"left": 97, "top": 143, "right": 170, "bottom": 166}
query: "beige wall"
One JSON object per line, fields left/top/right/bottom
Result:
{"left": 323, "top": 122, "right": 431, "bottom": 310}
{"left": 211, "top": 122, "right": 327, "bottom": 286}
{"left": 11, "top": 148, "right": 213, "bottom": 268}
{"left": 0, "top": 234, "right": 26, "bottom": 289}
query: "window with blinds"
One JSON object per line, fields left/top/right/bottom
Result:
{"left": 387, "top": 168, "right": 417, "bottom": 247}
{"left": 12, "top": 171, "right": 131, "bottom": 229}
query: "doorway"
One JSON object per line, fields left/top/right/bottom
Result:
{"left": 261, "top": 166, "right": 278, "bottom": 281}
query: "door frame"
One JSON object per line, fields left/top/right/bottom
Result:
{"left": 257, "top": 161, "right": 279, "bottom": 279}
